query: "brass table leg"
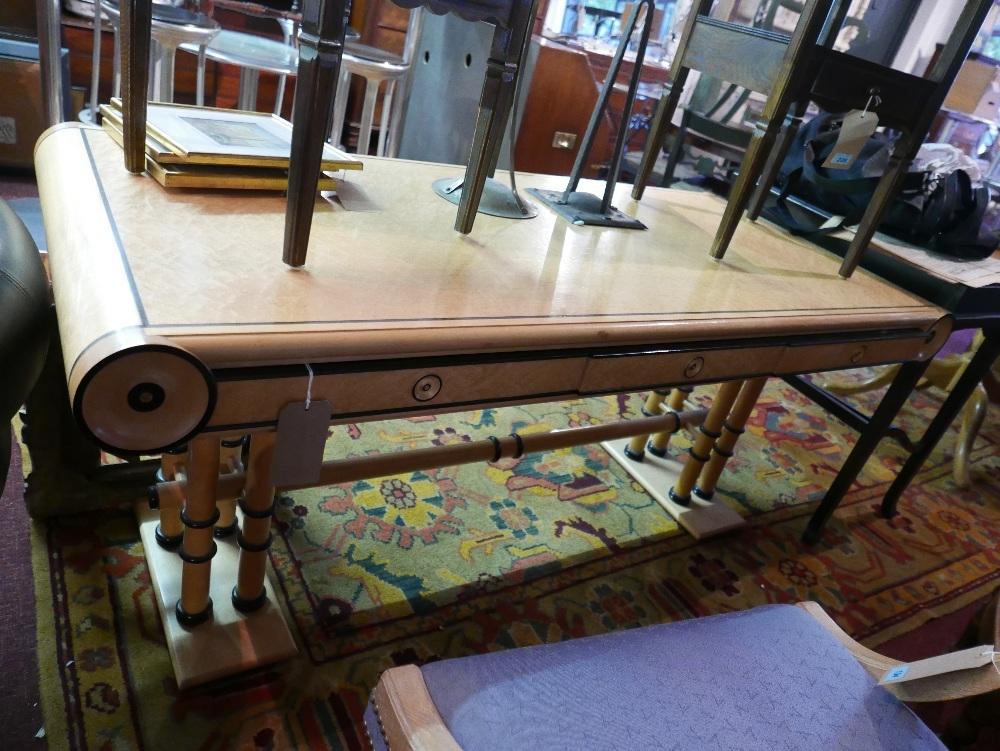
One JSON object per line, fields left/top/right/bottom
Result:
{"left": 177, "top": 436, "right": 221, "bottom": 626}
{"left": 155, "top": 445, "right": 187, "bottom": 549}
{"left": 648, "top": 386, "right": 692, "bottom": 458}
{"left": 669, "top": 381, "right": 742, "bottom": 506}
{"left": 215, "top": 437, "right": 245, "bottom": 538}
{"left": 625, "top": 389, "right": 670, "bottom": 460}
{"left": 693, "top": 377, "right": 767, "bottom": 500}
{"left": 233, "top": 431, "right": 277, "bottom": 613}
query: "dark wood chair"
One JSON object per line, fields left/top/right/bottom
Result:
{"left": 630, "top": 0, "right": 836, "bottom": 262}
{"left": 745, "top": 0, "right": 995, "bottom": 278}
{"left": 654, "top": 0, "right": 806, "bottom": 188}
{"left": 633, "top": 0, "right": 995, "bottom": 279}
{"left": 117, "top": 0, "right": 540, "bottom": 267}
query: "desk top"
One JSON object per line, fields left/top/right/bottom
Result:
{"left": 36, "top": 124, "right": 949, "bottom": 452}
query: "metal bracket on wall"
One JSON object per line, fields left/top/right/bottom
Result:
{"left": 528, "top": 0, "right": 655, "bottom": 230}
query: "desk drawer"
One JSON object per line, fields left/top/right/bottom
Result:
{"left": 208, "top": 357, "right": 591, "bottom": 430}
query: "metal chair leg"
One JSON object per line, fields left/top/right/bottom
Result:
{"left": 803, "top": 358, "right": 931, "bottom": 545}
{"left": 880, "top": 331, "right": 1000, "bottom": 518}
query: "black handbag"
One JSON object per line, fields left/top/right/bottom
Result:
{"left": 762, "top": 112, "right": 998, "bottom": 261}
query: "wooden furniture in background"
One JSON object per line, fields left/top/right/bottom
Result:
{"left": 513, "top": 36, "right": 614, "bottom": 176}
{"left": 360, "top": 0, "right": 408, "bottom": 55}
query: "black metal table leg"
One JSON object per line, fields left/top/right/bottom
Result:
{"left": 803, "top": 358, "right": 931, "bottom": 544}
{"left": 879, "top": 328, "right": 1000, "bottom": 519}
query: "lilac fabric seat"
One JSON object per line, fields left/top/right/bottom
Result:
{"left": 364, "top": 604, "right": 945, "bottom": 750}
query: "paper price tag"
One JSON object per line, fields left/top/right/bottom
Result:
{"left": 879, "top": 644, "right": 996, "bottom": 685}
{"left": 822, "top": 109, "right": 879, "bottom": 170}
{"left": 271, "top": 400, "right": 332, "bottom": 487}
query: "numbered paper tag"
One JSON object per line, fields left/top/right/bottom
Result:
{"left": 822, "top": 110, "right": 879, "bottom": 170}
{"left": 271, "top": 400, "right": 331, "bottom": 487}
{"left": 879, "top": 645, "right": 996, "bottom": 685}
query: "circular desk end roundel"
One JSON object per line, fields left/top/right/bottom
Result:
{"left": 70, "top": 331, "right": 216, "bottom": 456}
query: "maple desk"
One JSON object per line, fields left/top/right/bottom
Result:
{"left": 35, "top": 124, "right": 950, "bottom": 685}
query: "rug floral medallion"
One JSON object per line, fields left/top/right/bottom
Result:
{"left": 29, "top": 375, "right": 1000, "bottom": 750}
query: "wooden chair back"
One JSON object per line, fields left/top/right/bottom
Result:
{"left": 681, "top": 17, "right": 790, "bottom": 95}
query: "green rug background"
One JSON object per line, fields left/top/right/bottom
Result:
{"left": 30, "top": 375, "right": 1000, "bottom": 750}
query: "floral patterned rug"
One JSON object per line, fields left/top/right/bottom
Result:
{"left": 30, "top": 374, "right": 1000, "bottom": 750}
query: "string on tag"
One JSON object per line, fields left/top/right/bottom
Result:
{"left": 304, "top": 363, "right": 314, "bottom": 410}
{"left": 985, "top": 650, "right": 1000, "bottom": 677}
{"left": 861, "top": 90, "right": 882, "bottom": 119}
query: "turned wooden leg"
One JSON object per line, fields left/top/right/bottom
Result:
{"left": 233, "top": 431, "right": 277, "bottom": 614}
{"left": 670, "top": 381, "right": 742, "bottom": 506}
{"left": 215, "top": 437, "right": 245, "bottom": 538}
{"left": 820, "top": 364, "right": 900, "bottom": 396}
{"left": 709, "top": 117, "right": 784, "bottom": 261}
{"left": 953, "top": 383, "right": 988, "bottom": 489}
{"left": 746, "top": 111, "right": 804, "bottom": 220}
{"left": 177, "top": 436, "right": 221, "bottom": 627}
{"left": 838, "top": 151, "right": 912, "bottom": 278}
{"left": 660, "top": 110, "right": 690, "bottom": 187}
{"left": 647, "top": 386, "right": 692, "bottom": 458}
{"left": 625, "top": 389, "right": 670, "bottom": 460}
{"left": 631, "top": 73, "right": 689, "bottom": 201}
{"left": 694, "top": 377, "right": 767, "bottom": 500}
{"left": 155, "top": 445, "right": 187, "bottom": 549}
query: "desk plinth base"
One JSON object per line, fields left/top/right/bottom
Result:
{"left": 602, "top": 438, "right": 746, "bottom": 539}
{"left": 136, "top": 503, "right": 298, "bottom": 689}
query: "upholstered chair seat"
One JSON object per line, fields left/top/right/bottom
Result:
{"left": 365, "top": 604, "right": 952, "bottom": 750}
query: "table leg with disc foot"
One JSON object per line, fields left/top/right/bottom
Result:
{"left": 233, "top": 431, "right": 277, "bottom": 614}
{"left": 177, "top": 436, "right": 221, "bottom": 627}
{"left": 215, "top": 437, "right": 246, "bottom": 539}
{"left": 155, "top": 445, "right": 187, "bottom": 550}
{"left": 624, "top": 389, "right": 670, "bottom": 460}
{"left": 692, "top": 377, "right": 767, "bottom": 501}
{"left": 647, "top": 386, "right": 693, "bottom": 459}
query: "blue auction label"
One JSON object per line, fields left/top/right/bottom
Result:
{"left": 885, "top": 665, "right": 909, "bottom": 682}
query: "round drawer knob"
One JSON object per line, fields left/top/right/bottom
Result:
{"left": 413, "top": 374, "right": 442, "bottom": 401}
{"left": 684, "top": 356, "right": 705, "bottom": 379}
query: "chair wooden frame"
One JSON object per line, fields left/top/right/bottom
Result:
{"left": 656, "top": 0, "right": 810, "bottom": 188}
{"left": 748, "top": 0, "right": 995, "bottom": 278}
{"left": 633, "top": 0, "right": 995, "bottom": 279}
{"left": 118, "top": 0, "right": 539, "bottom": 267}
{"left": 370, "top": 600, "right": 1000, "bottom": 750}
{"left": 631, "top": 0, "right": 836, "bottom": 263}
